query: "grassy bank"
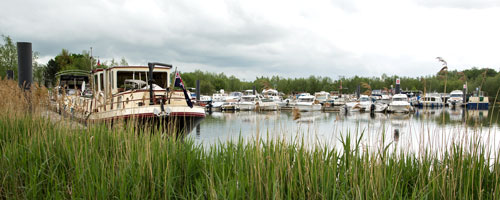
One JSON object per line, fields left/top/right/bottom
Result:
{"left": 1, "top": 79, "right": 500, "bottom": 199}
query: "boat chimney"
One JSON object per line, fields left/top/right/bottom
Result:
{"left": 196, "top": 80, "right": 200, "bottom": 101}
{"left": 17, "top": 42, "right": 32, "bottom": 90}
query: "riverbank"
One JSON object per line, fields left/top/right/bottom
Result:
{"left": 1, "top": 113, "right": 500, "bottom": 199}
{"left": 1, "top": 79, "right": 500, "bottom": 199}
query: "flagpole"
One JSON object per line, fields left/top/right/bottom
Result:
{"left": 168, "top": 67, "right": 177, "bottom": 104}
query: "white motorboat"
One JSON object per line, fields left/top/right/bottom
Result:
{"left": 262, "top": 89, "right": 283, "bottom": 102}
{"left": 257, "top": 97, "right": 279, "bottom": 111}
{"left": 314, "top": 91, "right": 331, "bottom": 105}
{"left": 226, "top": 91, "right": 243, "bottom": 102}
{"left": 373, "top": 95, "right": 391, "bottom": 112}
{"left": 447, "top": 90, "right": 464, "bottom": 107}
{"left": 345, "top": 95, "right": 373, "bottom": 112}
{"left": 388, "top": 94, "right": 412, "bottom": 113}
{"left": 332, "top": 96, "right": 347, "bottom": 107}
{"left": 212, "top": 89, "right": 227, "bottom": 102}
{"left": 294, "top": 93, "right": 321, "bottom": 112}
{"left": 359, "top": 95, "right": 373, "bottom": 112}
{"left": 260, "top": 89, "right": 280, "bottom": 111}
{"left": 418, "top": 93, "right": 444, "bottom": 107}
{"left": 238, "top": 90, "right": 258, "bottom": 111}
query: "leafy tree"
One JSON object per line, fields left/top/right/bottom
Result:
{"left": 0, "top": 35, "right": 17, "bottom": 78}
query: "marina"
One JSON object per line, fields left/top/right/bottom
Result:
{"left": 3, "top": 0, "right": 500, "bottom": 197}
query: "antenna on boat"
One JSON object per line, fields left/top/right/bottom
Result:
{"left": 147, "top": 62, "right": 173, "bottom": 105}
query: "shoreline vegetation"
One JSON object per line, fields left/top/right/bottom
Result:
{"left": 2, "top": 81, "right": 500, "bottom": 199}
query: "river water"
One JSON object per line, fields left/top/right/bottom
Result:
{"left": 187, "top": 107, "right": 500, "bottom": 155}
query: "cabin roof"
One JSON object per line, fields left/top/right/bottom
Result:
{"left": 92, "top": 65, "right": 172, "bottom": 73}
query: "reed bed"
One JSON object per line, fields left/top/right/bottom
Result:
{"left": 1, "top": 79, "right": 500, "bottom": 199}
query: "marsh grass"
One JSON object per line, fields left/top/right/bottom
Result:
{"left": 1, "top": 78, "right": 500, "bottom": 199}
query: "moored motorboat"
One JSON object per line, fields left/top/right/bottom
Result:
{"left": 467, "top": 91, "right": 489, "bottom": 110}
{"left": 294, "top": 93, "right": 321, "bottom": 112}
{"left": 447, "top": 90, "right": 464, "bottom": 107}
{"left": 418, "top": 93, "right": 444, "bottom": 108}
{"left": 388, "top": 94, "right": 413, "bottom": 113}
{"left": 52, "top": 63, "right": 206, "bottom": 134}
{"left": 238, "top": 90, "right": 258, "bottom": 111}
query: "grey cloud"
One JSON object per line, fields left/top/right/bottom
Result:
{"left": 414, "top": 0, "right": 500, "bottom": 9}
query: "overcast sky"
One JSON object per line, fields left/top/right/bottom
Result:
{"left": 1, "top": 0, "right": 499, "bottom": 80}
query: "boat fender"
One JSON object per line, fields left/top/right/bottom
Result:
{"left": 370, "top": 104, "right": 375, "bottom": 113}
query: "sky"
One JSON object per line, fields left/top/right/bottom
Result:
{"left": 1, "top": 0, "right": 500, "bottom": 80}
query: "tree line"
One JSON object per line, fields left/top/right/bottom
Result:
{"left": 2, "top": 35, "right": 500, "bottom": 98}
{"left": 180, "top": 68, "right": 500, "bottom": 98}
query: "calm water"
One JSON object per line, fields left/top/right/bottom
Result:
{"left": 187, "top": 107, "right": 500, "bottom": 155}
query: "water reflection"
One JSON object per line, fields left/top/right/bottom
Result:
{"left": 189, "top": 107, "right": 500, "bottom": 156}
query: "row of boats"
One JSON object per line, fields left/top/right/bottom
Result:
{"left": 198, "top": 89, "right": 489, "bottom": 113}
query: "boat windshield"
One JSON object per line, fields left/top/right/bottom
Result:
{"left": 393, "top": 98, "right": 407, "bottom": 102}
{"left": 117, "top": 71, "right": 169, "bottom": 90}
{"left": 242, "top": 97, "right": 255, "bottom": 102}
{"left": 450, "top": 94, "right": 462, "bottom": 97}
{"left": 360, "top": 97, "right": 370, "bottom": 102}
{"left": 229, "top": 92, "right": 242, "bottom": 97}
{"left": 299, "top": 98, "right": 314, "bottom": 102}
{"left": 316, "top": 96, "right": 328, "bottom": 100}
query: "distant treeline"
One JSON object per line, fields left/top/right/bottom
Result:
{"left": 180, "top": 68, "right": 500, "bottom": 97}
{"left": 2, "top": 35, "right": 499, "bottom": 98}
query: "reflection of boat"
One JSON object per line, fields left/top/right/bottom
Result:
{"left": 467, "top": 110, "right": 488, "bottom": 120}
{"left": 388, "top": 94, "right": 412, "bottom": 113}
{"left": 295, "top": 112, "right": 322, "bottom": 123}
{"left": 447, "top": 90, "right": 464, "bottom": 107}
{"left": 447, "top": 108, "right": 463, "bottom": 122}
{"left": 295, "top": 93, "right": 322, "bottom": 112}
{"left": 52, "top": 64, "right": 205, "bottom": 134}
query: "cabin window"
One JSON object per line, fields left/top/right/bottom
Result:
{"left": 117, "top": 71, "right": 134, "bottom": 89}
{"left": 93, "top": 75, "right": 98, "bottom": 91}
{"left": 153, "top": 72, "right": 169, "bottom": 88}
{"left": 99, "top": 73, "right": 104, "bottom": 91}
{"left": 116, "top": 71, "right": 148, "bottom": 89}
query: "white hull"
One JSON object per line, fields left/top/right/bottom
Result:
{"left": 257, "top": 102, "right": 278, "bottom": 111}
{"left": 420, "top": 102, "right": 444, "bottom": 107}
{"left": 238, "top": 103, "right": 256, "bottom": 111}
{"left": 89, "top": 105, "right": 206, "bottom": 121}
{"left": 373, "top": 103, "right": 388, "bottom": 112}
